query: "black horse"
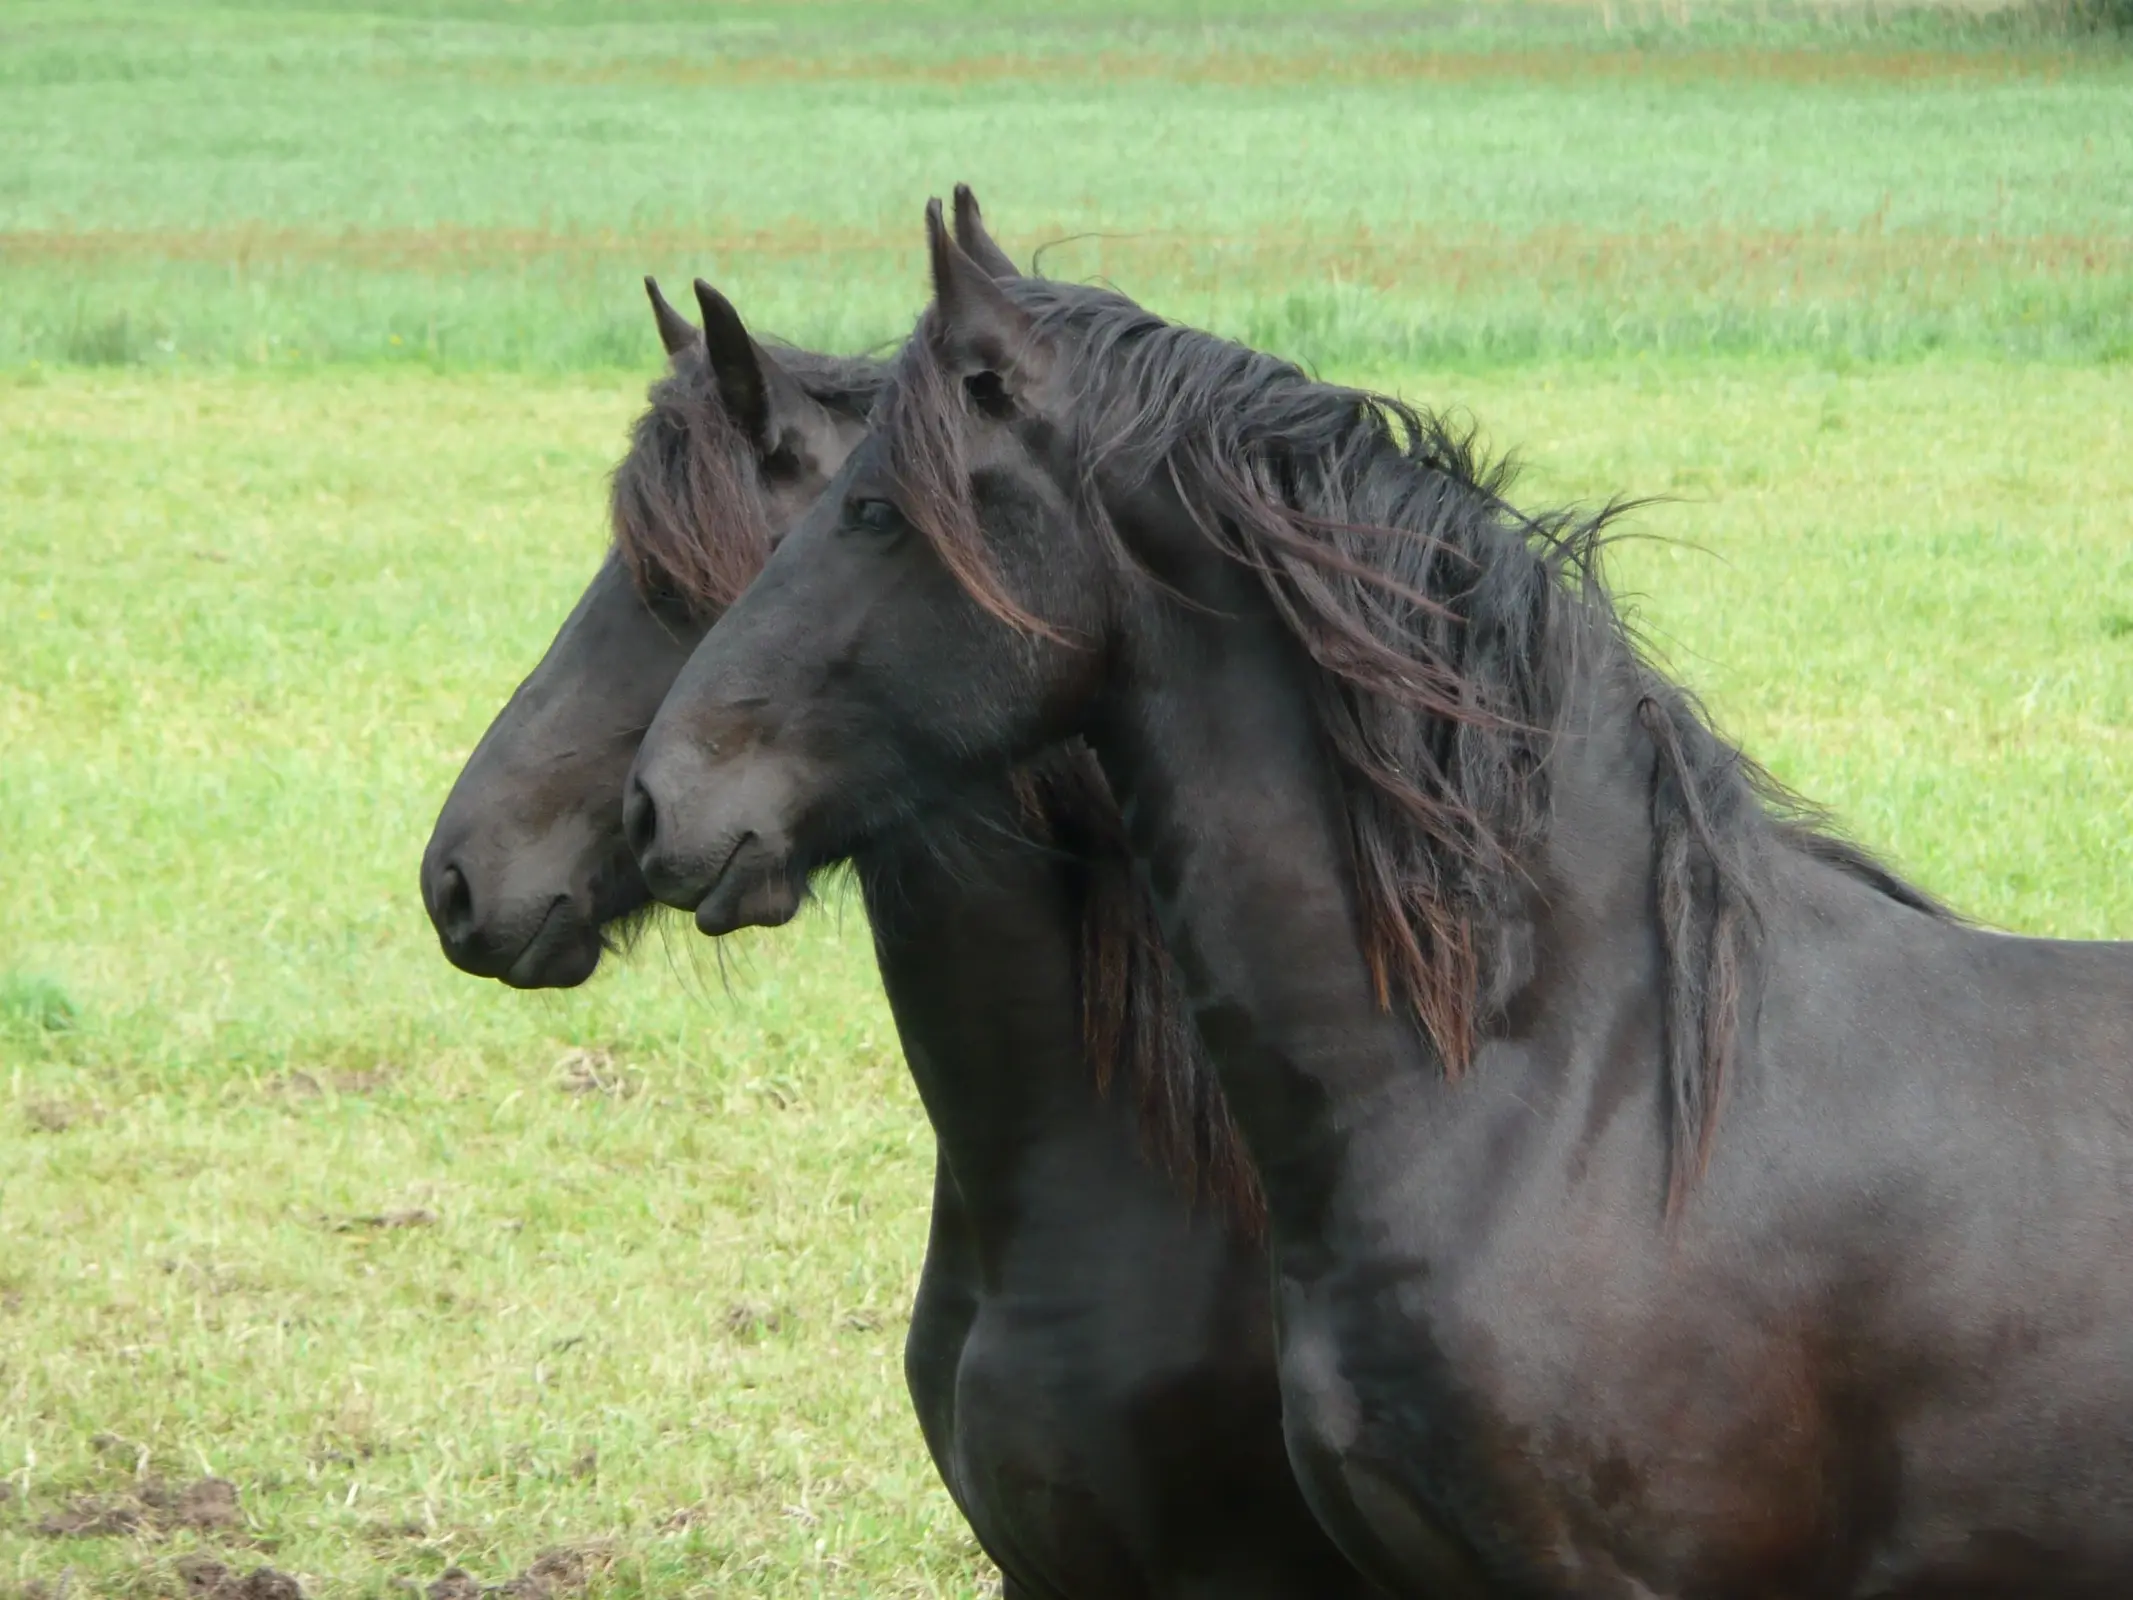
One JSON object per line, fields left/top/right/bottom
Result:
{"left": 420, "top": 226, "right": 1379, "bottom": 1599}
{"left": 626, "top": 198, "right": 2133, "bottom": 1598}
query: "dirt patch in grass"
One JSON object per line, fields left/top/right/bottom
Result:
{"left": 22, "top": 1099, "right": 90, "bottom": 1133}
{"left": 23, "top": 1466, "right": 661, "bottom": 1600}
{"left": 425, "top": 1545, "right": 615, "bottom": 1600}
{"left": 554, "top": 1048, "right": 635, "bottom": 1099}
{"left": 174, "top": 1555, "right": 304, "bottom": 1600}
{"left": 7, "top": 1556, "right": 304, "bottom": 1600}
{"left": 270, "top": 1066, "right": 397, "bottom": 1099}
{"left": 324, "top": 1208, "right": 439, "bottom": 1233}
{"left": 32, "top": 1477, "right": 243, "bottom": 1540}
{"left": 720, "top": 1302, "right": 789, "bottom": 1341}
{"left": 358, "top": 1517, "right": 429, "bottom": 1546}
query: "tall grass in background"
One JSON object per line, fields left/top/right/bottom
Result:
{"left": 3, "top": 0, "right": 2129, "bottom": 371}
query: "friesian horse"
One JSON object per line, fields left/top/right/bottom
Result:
{"left": 420, "top": 205, "right": 1379, "bottom": 1599}
{"left": 625, "top": 197, "right": 2133, "bottom": 1597}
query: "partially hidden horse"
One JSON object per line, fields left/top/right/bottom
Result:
{"left": 420, "top": 211, "right": 1380, "bottom": 1600}
{"left": 625, "top": 197, "right": 2133, "bottom": 1597}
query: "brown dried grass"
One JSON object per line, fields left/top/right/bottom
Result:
{"left": 378, "top": 43, "right": 2087, "bottom": 93}
{"left": 5, "top": 217, "right": 2123, "bottom": 301}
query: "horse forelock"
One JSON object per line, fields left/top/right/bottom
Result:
{"left": 611, "top": 343, "right": 889, "bottom": 619}
{"left": 610, "top": 353, "right": 772, "bottom": 618}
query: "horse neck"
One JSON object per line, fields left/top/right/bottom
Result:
{"left": 854, "top": 805, "right": 1123, "bottom": 1267}
{"left": 1086, "top": 537, "right": 1671, "bottom": 1230}
{"left": 1086, "top": 553, "right": 1425, "bottom": 1223}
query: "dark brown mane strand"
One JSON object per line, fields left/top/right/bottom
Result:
{"left": 881, "top": 276, "right": 1948, "bottom": 1209}
{"left": 1023, "top": 742, "right": 1265, "bottom": 1235}
{"left": 611, "top": 346, "right": 771, "bottom": 619}
{"left": 880, "top": 325, "right": 1068, "bottom": 640}
{"left": 1638, "top": 691, "right": 1759, "bottom": 1212}
{"left": 610, "top": 343, "right": 888, "bottom": 618}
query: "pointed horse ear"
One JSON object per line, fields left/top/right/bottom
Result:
{"left": 951, "top": 183, "right": 1020, "bottom": 281}
{"left": 644, "top": 276, "right": 700, "bottom": 358}
{"left": 693, "top": 279, "right": 774, "bottom": 447}
{"left": 925, "top": 196, "right": 1047, "bottom": 403}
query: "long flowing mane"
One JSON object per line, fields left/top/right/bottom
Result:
{"left": 881, "top": 277, "right": 1948, "bottom": 1208}
{"left": 609, "top": 335, "right": 1261, "bottom": 1231}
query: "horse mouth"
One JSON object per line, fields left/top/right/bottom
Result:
{"left": 502, "top": 895, "right": 599, "bottom": 989}
{"left": 693, "top": 833, "right": 803, "bottom": 936}
{"left": 690, "top": 831, "right": 754, "bottom": 933}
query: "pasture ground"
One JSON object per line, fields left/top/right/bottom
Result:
{"left": 3, "top": 3, "right": 2130, "bottom": 1598}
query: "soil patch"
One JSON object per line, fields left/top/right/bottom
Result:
{"left": 176, "top": 1556, "right": 303, "bottom": 1600}
{"left": 326, "top": 1208, "right": 438, "bottom": 1232}
{"left": 722, "top": 1302, "right": 788, "bottom": 1339}
{"left": 32, "top": 1476, "right": 243, "bottom": 1540}
{"left": 273, "top": 1067, "right": 395, "bottom": 1099}
{"left": 554, "top": 1048, "right": 634, "bottom": 1099}
{"left": 426, "top": 1546, "right": 613, "bottom": 1600}
{"left": 22, "top": 1099, "right": 102, "bottom": 1133}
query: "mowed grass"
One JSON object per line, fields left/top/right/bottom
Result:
{"left": 5, "top": 0, "right": 2133, "bottom": 1596}
{"left": 2, "top": 0, "right": 2130, "bottom": 368}
{"left": 0, "top": 369, "right": 966, "bottom": 1597}
{"left": 4, "top": 358, "right": 2130, "bottom": 1598}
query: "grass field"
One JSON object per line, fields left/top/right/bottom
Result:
{"left": 3, "top": 3, "right": 2131, "bottom": 1598}
{"left": 5, "top": 0, "right": 2131, "bottom": 368}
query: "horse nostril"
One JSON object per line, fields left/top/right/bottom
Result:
{"left": 624, "top": 774, "right": 659, "bottom": 861}
{"left": 435, "top": 861, "right": 475, "bottom": 941}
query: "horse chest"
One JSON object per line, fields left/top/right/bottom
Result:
{"left": 932, "top": 1252, "right": 1371, "bottom": 1599}
{"left": 1266, "top": 1088, "right": 1873, "bottom": 1596}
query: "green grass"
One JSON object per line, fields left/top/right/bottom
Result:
{"left": 2, "top": 0, "right": 2130, "bottom": 369}
{"left": 4, "top": 358, "right": 2130, "bottom": 1599}
{"left": 4, "top": 2, "right": 2133, "bottom": 1597}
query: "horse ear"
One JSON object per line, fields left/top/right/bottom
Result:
{"left": 644, "top": 276, "right": 699, "bottom": 358}
{"left": 951, "top": 183, "right": 1020, "bottom": 281}
{"left": 693, "top": 279, "right": 772, "bottom": 446}
{"left": 925, "top": 196, "right": 1046, "bottom": 398}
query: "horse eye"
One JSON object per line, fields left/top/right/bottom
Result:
{"left": 849, "top": 497, "right": 904, "bottom": 537}
{"left": 964, "top": 370, "right": 1011, "bottom": 418}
